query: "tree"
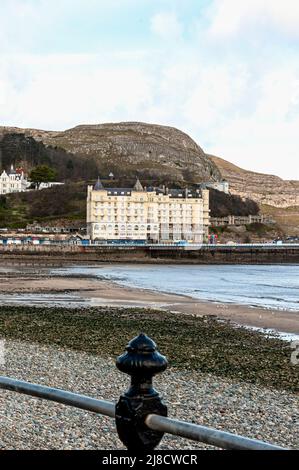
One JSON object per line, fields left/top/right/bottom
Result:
{"left": 0, "top": 196, "right": 7, "bottom": 208}
{"left": 66, "top": 159, "right": 74, "bottom": 171}
{"left": 209, "top": 188, "right": 259, "bottom": 217}
{"left": 29, "top": 165, "right": 57, "bottom": 188}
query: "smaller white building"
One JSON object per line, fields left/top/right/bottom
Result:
{"left": 199, "top": 181, "right": 229, "bottom": 194}
{"left": 38, "top": 182, "right": 64, "bottom": 190}
{"left": 0, "top": 165, "right": 28, "bottom": 195}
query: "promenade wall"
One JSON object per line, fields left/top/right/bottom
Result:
{"left": 0, "top": 244, "right": 299, "bottom": 264}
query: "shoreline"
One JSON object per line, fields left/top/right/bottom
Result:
{"left": 0, "top": 271, "right": 298, "bottom": 335}
{"left": 81, "top": 281, "right": 299, "bottom": 336}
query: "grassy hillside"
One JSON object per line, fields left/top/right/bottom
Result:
{"left": 0, "top": 183, "right": 87, "bottom": 229}
{"left": 260, "top": 204, "right": 299, "bottom": 236}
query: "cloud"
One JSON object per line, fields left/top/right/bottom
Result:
{"left": 197, "top": 64, "right": 299, "bottom": 180}
{"left": 0, "top": 1, "right": 299, "bottom": 179}
{"left": 207, "top": 0, "right": 299, "bottom": 39}
{"left": 0, "top": 0, "right": 57, "bottom": 52}
{"left": 0, "top": 54, "right": 153, "bottom": 130}
{"left": 0, "top": 0, "right": 147, "bottom": 54}
{"left": 182, "top": 64, "right": 249, "bottom": 128}
{"left": 150, "top": 11, "right": 183, "bottom": 40}
{"left": 208, "top": 117, "right": 299, "bottom": 180}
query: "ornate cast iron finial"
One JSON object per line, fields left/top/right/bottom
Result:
{"left": 115, "top": 333, "right": 168, "bottom": 451}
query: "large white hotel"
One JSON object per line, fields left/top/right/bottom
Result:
{"left": 87, "top": 178, "right": 209, "bottom": 244}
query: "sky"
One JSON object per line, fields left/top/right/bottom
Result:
{"left": 0, "top": 0, "right": 299, "bottom": 180}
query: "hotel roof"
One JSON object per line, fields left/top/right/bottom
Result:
{"left": 93, "top": 182, "right": 202, "bottom": 198}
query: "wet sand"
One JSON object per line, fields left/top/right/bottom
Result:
{"left": 0, "top": 273, "right": 298, "bottom": 334}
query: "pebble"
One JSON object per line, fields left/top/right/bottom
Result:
{"left": 0, "top": 339, "right": 298, "bottom": 450}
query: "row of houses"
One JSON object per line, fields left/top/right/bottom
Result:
{"left": 0, "top": 235, "right": 89, "bottom": 246}
{"left": 25, "top": 222, "right": 86, "bottom": 234}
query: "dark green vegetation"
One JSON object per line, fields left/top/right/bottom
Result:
{"left": 29, "top": 165, "right": 57, "bottom": 186}
{"left": 0, "top": 133, "right": 98, "bottom": 181}
{"left": 245, "top": 222, "right": 276, "bottom": 235}
{"left": 0, "top": 306, "right": 297, "bottom": 392}
{"left": 209, "top": 222, "right": 282, "bottom": 243}
{"left": 209, "top": 188, "right": 259, "bottom": 217}
{"left": 0, "top": 182, "right": 87, "bottom": 228}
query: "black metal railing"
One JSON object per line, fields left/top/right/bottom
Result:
{"left": 0, "top": 333, "right": 286, "bottom": 451}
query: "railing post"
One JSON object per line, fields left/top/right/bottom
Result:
{"left": 115, "top": 333, "right": 168, "bottom": 451}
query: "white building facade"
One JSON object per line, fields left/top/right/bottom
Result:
{"left": 200, "top": 181, "right": 229, "bottom": 194}
{"left": 0, "top": 166, "right": 28, "bottom": 195}
{"left": 87, "top": 178, "right": 210, "bottom": 244}
{"left": 38, "top": 182, "right": 64, "bottom": 190}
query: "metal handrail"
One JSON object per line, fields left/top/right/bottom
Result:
{"left": 145, "top": 414, "right": 284, "bottom": 450}
{"left": 0, "top": 376, "right": 115, "bottom": 417}
{"left": 0, "top": 375, "right": 285, "bottom": 450}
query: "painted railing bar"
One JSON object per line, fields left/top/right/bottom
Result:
{"left": 0, "top": 376, "right": 285, "bottom": 450}
{"left": 0, "top": 376, "right": 115, "bottom": 418}
{"left": 145, "top": 414, "right": 285, "bottom": 451}
{"left": 1, "top": 326, "right": 291, "bottom": 453}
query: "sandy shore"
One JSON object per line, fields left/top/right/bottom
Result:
{"left": 0, "top": 273, "right": 298, "bottom": 334}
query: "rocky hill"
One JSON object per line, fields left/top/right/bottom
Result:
{"left": 1, "top": 122, "right": 298, "bottom": 235}
{"left": 209, "top": 155, "right": 299, "bottom": 236}
{"left": 209, "top": 155, "right": 299, "bottom": 208}
{"left": 0, "top": 122, "right": 220, "bottom": 185}
{"left": 2, "top": 123, "right": 297, "bottom": 207}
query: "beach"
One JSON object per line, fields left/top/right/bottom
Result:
{"left": 0, "top": 262, "right": 298, "bottom": 450}
{"left": 0, "top": 266, "right": 298, "bottom": 335}
{"left": 0, "top": 338, "right": 298, "bottom": 450}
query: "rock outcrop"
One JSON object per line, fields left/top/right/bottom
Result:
{"left": 0, "top": 122, "right": 221, "bottom": 184}
{"left": 209, "top": 155, "right": 299, "bottom": 208}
